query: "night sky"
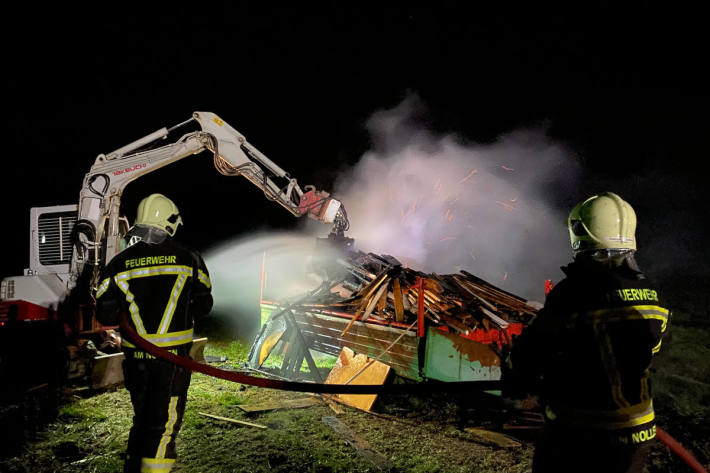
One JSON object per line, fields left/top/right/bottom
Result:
{"left": 4, "top": 5, "right": 708, "bottom": 312}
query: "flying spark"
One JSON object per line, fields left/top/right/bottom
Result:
{"left": 496, "top": 201, "right": 515, "bottom": 212}
{"left": 459, "top": 169, "right": 478, "bottom": 183}
{"left": 400, "top": 200, "right": 419, "bottom": 223}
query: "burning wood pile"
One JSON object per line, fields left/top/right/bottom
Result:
{"left": 303, "top": 250, "right": 539, "bottom": 336}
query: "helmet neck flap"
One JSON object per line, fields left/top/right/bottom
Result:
{"left": 124, "top": 224, "right": 170, "bottom": 248}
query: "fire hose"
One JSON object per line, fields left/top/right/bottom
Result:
{"left": 655, "top": 427, "right": 708, "bottom": 473}
{"left": 119, "top": 312, "right": 501, "bottom": 394}
{"left": 119, "top": 314, "right": 708, "bottom": 471}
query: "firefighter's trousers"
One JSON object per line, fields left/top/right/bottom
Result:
{"left": 533, "top": 425, "right": 652, "bottom": 473}
{"left": 122, "top": 356, "right": 191, "bottom": 473}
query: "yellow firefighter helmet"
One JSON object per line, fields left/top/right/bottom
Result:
{"left": 135, "top": 193, "right": 183, "bottom": 236}
{"left": 567, "top": 192, "right": 637, "bottom": 253}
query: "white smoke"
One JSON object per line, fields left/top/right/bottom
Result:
{"left": 333, "top": 96, "right": 580, "bottom": 300}
{"left": 205, "top": 95, "right": 580, "bottom": 336}
{"left": 206, "top": 233, "right": 325, "bottom": 315}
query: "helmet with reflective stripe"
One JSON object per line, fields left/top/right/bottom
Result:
{"left": 135, "top": 193, "right": 183, "bottom": 236}
{"left": 568, "top": 192, "right": 637, "bottom": 253}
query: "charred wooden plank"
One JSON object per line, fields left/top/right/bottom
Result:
{"left": 362, "top": 279, "right": 390, "bottom": 322}
{"left": 393, "top": 278, "right": 405, "bottom": 322}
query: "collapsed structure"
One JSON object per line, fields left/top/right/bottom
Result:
{"left": 249, "top": 245, "right": 540, "bottom": 386}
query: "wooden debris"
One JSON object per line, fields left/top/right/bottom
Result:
{"left": 197, "top": 412, "right": 268, "bottom": 429}
{"left": 25, "top": 383, "right": 49, "bottom": 393}
{"left": 392, "top": 277, "right": 404, "bottom": 322}
{"left": 463, "top": 427, "right": 521, "bottom": 448}
{"left": 298, "top": 250, "right": 537, "bottom": 341}
{"left": 376, "top": 284, "right": 388, "bottom": 313}
{"left": 235, "top": 397, "right": 320, "bottom": 413}
{"left": 322, "top": 416, "right": 393, "bottom": 471}
{"left": 320, "top": 395, "right": 345, "bottom": 414}
{"left": 502, "top": 424, "right": 542, "bottom": 430}
{"left": 503, "top": 410, "right": 544, "bottom": 431}
{"left": 324, "top": 347, "right": 390, "bottom": 412}
{"left": 250, "top": 249, "right": 541, "bottom": 389}
{"left": 340, "top": 271, "right": 390, "bottom": 336}
{"left": 362, "top": 280, "right": 389, "bottom": 322}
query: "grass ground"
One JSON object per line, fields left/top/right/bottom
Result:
{"left": 1, "top": 314, "right": 708, "bottom": 472}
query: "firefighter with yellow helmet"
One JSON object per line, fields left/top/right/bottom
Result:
{"left": 96, "top": 194, "right": 213, "bottom": 473}
{"left": 507, "top": 192, "right": 669, "bottom": 473}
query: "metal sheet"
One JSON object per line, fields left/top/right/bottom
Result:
{"left": 90, "top": 352, "right": 124, "bottom": 389}
{"left": 423, "top": 326, "right": 501, "bottom": 383}
{"left": 189, "top": 337, "right": 208, "bottom": 363}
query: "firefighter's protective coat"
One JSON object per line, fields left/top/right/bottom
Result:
{"left": 509, "top": 257, "right": 668, "bottom": 445}
{"left": 96, "top": 231, "right": 212, "bottom": 472}
{"left": 507, "top": 256, "right": 669, "bottom": 472}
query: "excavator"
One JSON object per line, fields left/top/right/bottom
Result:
{"left": 0, "top": 111, "right": 350, "bottom": 390}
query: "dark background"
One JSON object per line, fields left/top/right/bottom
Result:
{"left": 4, "top": 4, "right": 708, "bottom": 315}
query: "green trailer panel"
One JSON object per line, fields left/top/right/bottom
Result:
{"left": 422, "top": 327, "right": 502, "bottom": 382}
{"left": 253, "top": 303, "right": 505, "bottom": 385}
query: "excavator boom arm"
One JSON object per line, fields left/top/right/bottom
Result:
{"left": 71, "top": 112, "right": 348, "bottom": 290}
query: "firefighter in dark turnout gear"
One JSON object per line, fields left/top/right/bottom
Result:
{"left": 507, "top": 192, "right": 668, "bottom": 473}
{"left": 96, "top": 194, "right": 213, "bottom": 473}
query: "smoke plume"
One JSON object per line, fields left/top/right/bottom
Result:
{"left": 206, "top": 95, "right": 580, "bottom": 339}
{"left": 333, "top": 96, "right": 579, "bottom": 301}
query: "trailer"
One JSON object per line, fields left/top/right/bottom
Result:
{"left": 248, "top": 253, "right": 537, "bottom": 386}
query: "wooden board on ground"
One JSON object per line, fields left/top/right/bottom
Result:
{"left": 322, "top": 416, "right": 393, "bottom": 471}
{"left": 463, "top": 427, "right": 521, "bottom": 448}
{"left": 236, "top": 397, "right": 320, "bottom": 413}
{"left": 197, "top": 412, "right": 268, "bottom": 429}
{"left": 324, "top": 347, "right": 390, "bottom": 412}
{"left": 321, "top": 396, "right": 345, "bottom": 414}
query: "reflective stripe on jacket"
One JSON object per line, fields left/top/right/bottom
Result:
{"left": 96, "top": 236, "right": 213, "bottom": 351}
{"left": 510, "top": 257, "right": 668, "bottom": 441}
